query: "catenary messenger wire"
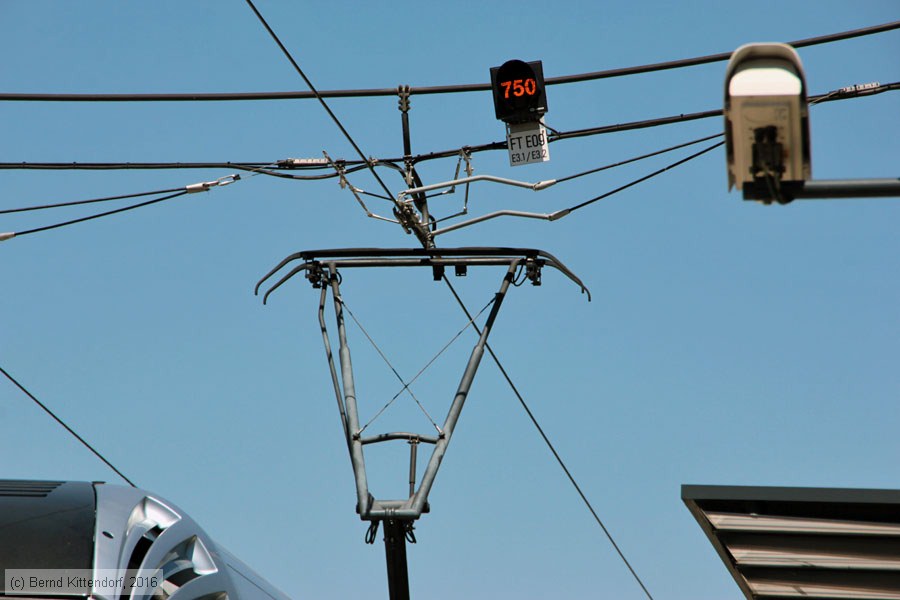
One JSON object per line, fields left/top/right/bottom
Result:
{"left": 1, "top": 81, "right": 893, "bottom": 174}
{"left": 0, "top": 175, "right": 238, "bottom": 242}
{"left": 0, "top": 20, "right": 895, "bottom": 103}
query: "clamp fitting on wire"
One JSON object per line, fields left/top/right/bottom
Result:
{"left": 365, "top": 520, "right": 380, "bottom": 544}
{"left": 397, "top": 85, "right": 411, "bottom": 114}
{"left": 304, "top": 263, "right": 327, "bottom": 289}
{"left": 460, "top": 147, "right": 473, "bottom": 178}
{"left": 278, "top": 157, "right": 330, "bottom": 167}
{"left": 185, "top": 173, "right": 241, "bottom": 193}
{"left": 525, "top": 258, "right": 542, "bottom": 286}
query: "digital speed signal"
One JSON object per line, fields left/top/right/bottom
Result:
{"left": 490, "top": 59, "right": 548, "bottom": 124}
{"left": 500, "top": 76, "right": 538, "bottom": 98}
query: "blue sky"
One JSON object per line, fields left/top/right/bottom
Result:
{"left": 1, "top": 2, "right": 898, "bottom": 598}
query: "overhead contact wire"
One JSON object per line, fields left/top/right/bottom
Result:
{"left": 562, "top": 141, "right": 725, "bottom": 216}
{"left": 243, "top": 0, "right": 397, "bottom": 205}
{"left": 543, "top": 20, "right": 900, "bottom": 85}
{"left": 0, "top": 82, "right": 893, "bottom": 174}
{"left": 0, "top": 185, "right": 186, "bottom": 214}
{"left": 2, "top": 20, "right": 896, "bottom": 102}
{"left": 7, "top": 190, "right": 189, "bottom": 239}
{"left": 0, "top": 161, "right": 384, "bottom": 181}
{"left": 553, "top": 77, "right": 876, "bottom": 215}
{"left": 554, "top": 133, "right": 724, "bottom": 185}
{"left": 406, "top": 81, "right": 898, "bottom": 165}
{"left": 440, "top": 277, "right": 655, "bottom": 600}
{"left": 0, "top": 364, "right": 136, "bottom": 487}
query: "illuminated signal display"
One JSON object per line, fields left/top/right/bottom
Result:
{"left": 500, "top": 77, "right": 538, "bottom": 98}
{"left": 490, "top": 59, "right": 548, "bottom": 124}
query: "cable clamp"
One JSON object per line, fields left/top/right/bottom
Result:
{"left": 525, "top": 258, "right": 543, "bottom": 287}
{"left": 365, "top": 521, "right": 379, "bottom": 544}
{"left": 185, "top": 173, "right": 241, "bottom": 193}
{"left": 397, "top": 85, "right": 411, "bottom": 113}
{"left": 279, "top": 157, "right": 330, "bottom": 167}
{"left": 305, "top": 263, "right": 326, "bottom": 289}
{"left": 460, "top": 147, "right": 473, "bottom": 177}
{"left": 393, "top": 201, "right": 432, "bottom": 247}
{"left": 404, "top": 521, "right": 417, "bottom": 544}
{"left": 215, "top": 173, "right": 240, "bottom": 187}
{"left": 839, "top": 81, "right": 880, "bottom": 95}
{"left": 324, "top": 152, "right": 349, "bottom": 190}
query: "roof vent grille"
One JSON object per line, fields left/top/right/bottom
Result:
{"left": 0, "top": 479, "right": 63, "bottom": 497}
{"left": 115, "top": 496, "right": 228, "bottom": 600}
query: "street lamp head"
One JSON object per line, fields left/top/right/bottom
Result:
{"left": 724, "top": 43, "right": 811, "bottom": 203}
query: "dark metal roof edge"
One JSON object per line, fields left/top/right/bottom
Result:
{"left": 681, "top": 484, "right": 900, "bottom": 505}
{"left": 682, "top": 493, "right": 755, "bottom": 599}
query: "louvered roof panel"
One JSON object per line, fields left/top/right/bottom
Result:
{"left": 683, "top": 485, "right": 900, "bottom": 600}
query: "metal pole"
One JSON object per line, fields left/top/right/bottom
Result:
{"left": 408, "top": 440, "right": 418, "bottom": 498}
{"left": 744, "top": 178, "right": 900, "bottom": 201}
{"left": 410, "top": 262, "right": 518, "bottom": 515}
{"left": 795, "top": 178, "right": 900, "bottom": 199}
{"left": 328, "top": 265, "right": 372, "bottom": 516}
{"left": 399, "top": 85, "right": 413, "bottom": 161}
{"left": 383, "top": 519, "right": 410, "bottom": 600}
{"left": 318, "top": 285, "right": 352, "bottom": 455}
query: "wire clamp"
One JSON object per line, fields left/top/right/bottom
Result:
{"left": 459, "top": 147, "right": 473, "bottom": 177}
{"left": 397, "top": 85, "right": 411, "bottom": 114}
{"left": 185, "top": 173, "right": 241, "bottom": 193}
{"left": 365, "top": 520, "right": 379, "bottom": 544}
{"left": 525, "top": 258, "right": 543, "bottom": 287}
{"left": 839, "top": 81, "right": 880, "bottom": 95}
{"left": 392, "top": 202, "right": 433, "bottom": 247}
{"left": 305, "top": 263, "right": 327, "bottom": 289}
{"left": 404, "top": 521, "right": 417, "bottom": 544}
{"left": 404, "top": 160, "right": 415, "bottom": 188}
{"left": 330, "top": 158, "right": 350, "bottom": 190}
{"left": 279, "top": 157, "right": 330, "bottom": 167}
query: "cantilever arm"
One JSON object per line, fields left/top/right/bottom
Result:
{"left": 398, "top": 174, "right": 556, "bottom": 202}
{"left": 431, "top": 205, "right": 574, "bottom": 239}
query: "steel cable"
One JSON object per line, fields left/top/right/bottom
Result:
{"left": 0, "top": 364, "right": 136, "bottom": 487}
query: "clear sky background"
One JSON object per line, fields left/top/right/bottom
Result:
{"left": 1, "top": 2, "right": 898, "bottom": 598}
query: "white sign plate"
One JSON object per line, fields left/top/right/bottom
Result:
{"left": 506, "top": 120, "right": 550, "bottom": 167}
